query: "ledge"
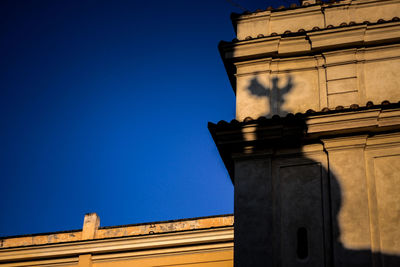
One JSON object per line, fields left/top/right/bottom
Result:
{"left": 208, "top": 102, "right": 400, "bottom": 182}
{"left": 0, "top": 227, "right": 233, "bottom": 263}
{"left": 230, "top": 0, "right": 400, "bottom": 40}
{"left": 220, "top": 20, "right": 400, "bottom": 61}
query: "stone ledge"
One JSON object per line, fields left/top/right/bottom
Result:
{"left": 0, "top": 227, "right": 234, "bottom": 263}
{"left": 0, "top": 214, "right": 233, "bottom": 249}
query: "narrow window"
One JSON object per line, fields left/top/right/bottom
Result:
{"left": 297, "top": 227, "right": 308, "bottom": 260}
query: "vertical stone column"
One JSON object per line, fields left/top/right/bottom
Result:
{"left": 234, "top": 155, "right": 273, "bottom": 266}
{"left": 365, "top": 134, "right": 400, "bottom": 266}
{"left": 322, "top": 136, "right": 372, "bottom": 267}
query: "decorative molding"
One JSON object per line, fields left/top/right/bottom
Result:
{"left": 0, "top": 227, "right": 233, "bottom": 263}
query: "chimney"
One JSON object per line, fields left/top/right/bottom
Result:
{"left": 82, "top": 213, "right": 100, "bottom": 240}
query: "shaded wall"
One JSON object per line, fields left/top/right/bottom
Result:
{"left": 233, "top": 131, "right": 400, "bottom": 267}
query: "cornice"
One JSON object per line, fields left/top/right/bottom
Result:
{"left": 0, "top": 214, "right": 233, "bottom": 249}
{"left": 232, "top": 0, "right": 397, "bottom": 18}
{"left": 208, "top": 104, "right": 400, "bottom": 182}
{"left": 230, "top": 0, "right": 400, "bottom": 40}
{"left": 0, "top": 227, "right": 233, "bottom": 263}
{"left": 219, "top": 20, "right": 400, "bottom": 93}
{"left": 321, "top": 135, "right": 368, "bottom": 151}
{"left": 220, "top": 21, "right": 400, "bottom": 61}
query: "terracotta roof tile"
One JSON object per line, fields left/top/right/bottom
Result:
{"left": 208, "top": 101, "right": 400, "bottom": 130}
{"left": 228, "top": 17, "right": 400, "bottom": 42}
{"left": 231, "top": 0, "right": 345, "bottom": 18}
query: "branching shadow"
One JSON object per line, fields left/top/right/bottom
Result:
{"left": 247, "top": 75, "right": 293, "bottom": 117}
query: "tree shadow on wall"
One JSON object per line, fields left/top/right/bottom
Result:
{"left": 235, "top": 74, "right": 400, "bottom": 267}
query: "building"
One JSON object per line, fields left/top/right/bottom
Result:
{"left": 210, "top": 0, "right": 400, "bottom": 266}
{"left": 0, "top": 214, "right": 233, "bottom": 266}
{"left": 2, "top": 0, "right": 400, "bottom": 266}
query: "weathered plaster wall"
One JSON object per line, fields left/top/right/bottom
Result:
{"left": 92, "top": 250, "right": 233, "bottom": 267}
{"left": 233, "top": 134, "right": 400, "bottom": 266}
{"left": 233, "top": 145, "right": 332, "bottom": 267}
{"left": 221, "top": 0, "right": 400, "bottom": 121}
{"left": 234, "top": 0, "right": 400, "bottom": 40}
{"left": 0, "top": 215, "right": 233, "bottom": 248}
{"left": 233, "top": 44, "right": 400, "bottom": 120}
{"left": 0, "top": 215, "right": 234, "bottom": 267}
{"left": 234, "top": 157, "right": 273, "bottom": 266}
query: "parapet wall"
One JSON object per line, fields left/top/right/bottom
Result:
{"left": 0, "top": 214, "right": 234, "bottom": 267}
{"left": 220, "top": 0, "right": 400, "bottom": 120}
{"left": 0, "top": 214, "right": 233, "bottom": 248}
{"left": 233, "top": 0, "right": 400, "bottom": 40}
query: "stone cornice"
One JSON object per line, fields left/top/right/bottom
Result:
{"left": 321, "top": 135, "right": 368, "bottom": 151}
{"left": 209, "top": 106, "right": 400, "bottom": 182}
{"left": 0, "top": 227, "right": 233, "bottom": 263}
{"left": 220, "top": 21, "right": 400, "bottom": 61}
{"left": 230, "top": 0, "right": 400, "bottom": 40}
{"left": 219, "top": 21, "right": 400, "bottom": 93}
{"left": 0, "top": 214, "right": 233, "bottom": 249}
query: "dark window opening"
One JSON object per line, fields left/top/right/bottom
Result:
{"left": 297, "top": 227, "right": 308, "bottom": 260}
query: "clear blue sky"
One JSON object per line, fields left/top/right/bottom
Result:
{"left": 0, "top": 0, "right": 287, "bottom": 236}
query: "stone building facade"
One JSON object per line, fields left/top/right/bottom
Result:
{"left": 0, "top": 214, "right": 233, "bottom": 266}
{"left": 210, "top": 0, "right": 400, "bottom": 266}
{"left": 1, "top": 0, "right": 400, "bottom": 266}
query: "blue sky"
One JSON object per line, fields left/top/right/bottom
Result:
{"left": 0, "top": 0, "right": 287, "bottom": 236}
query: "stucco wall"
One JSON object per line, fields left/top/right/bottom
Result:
{"left": 0, "top": 215, "right": 234, "bottom": 267}
{"left": 233, "top": 133, "right": 400, "bottom": 266}
{"left": 234, "top": 0, "right": 400, "bottom": 40}
{"left": 217, "top": 1, "right": 400, "bottom": 266}
{"left": 234, "top": 43, "right": 400, "bottom": 120}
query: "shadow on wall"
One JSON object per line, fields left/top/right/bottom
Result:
{"left": 247, "top": 75, "right": 293, "bottom": 117}
{"left": 330, "top": 173, "right": 400, "bottom": 267}
{"left": 236, "top": 74, "right": 400, "bottom": 266}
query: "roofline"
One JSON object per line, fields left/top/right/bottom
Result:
{"left": 0, "top": 214, "right": 233, "bottom": 240}
{"left": 0, "top": 227, "right": 234, "bottom": 263}
{"left": 209, "top": 102, "right": 400, "bottom": 182}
